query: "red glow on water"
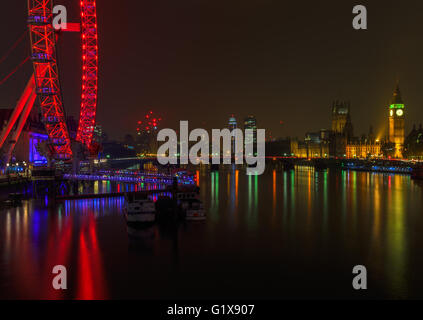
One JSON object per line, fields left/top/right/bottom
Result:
{"left": 41, "top": 213, "right": 73, "bottom": 299}
{"left": 77, "top": 216, "right": 107, "bottom": 300}
{"left": 77, "top": 231, "right": 94, "bottom": 299}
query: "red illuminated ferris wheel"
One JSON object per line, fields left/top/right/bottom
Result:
{"left": 0, "top": 0, "right": 99, "bottom": 163}
{"left": 28, "top": 0, "right": 99, "bottom": 160}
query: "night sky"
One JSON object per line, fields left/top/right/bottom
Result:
{"left": 1, "top": 0, "right": 423, "bottom": 140}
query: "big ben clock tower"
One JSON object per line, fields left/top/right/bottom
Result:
{"left": 388, "top": 84, "right": 405, "bottom": 158}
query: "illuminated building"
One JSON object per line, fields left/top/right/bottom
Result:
{"left": 346, "top": 126, "right": 382, "bottom": 159}
{"left": 330, "top": 100, "right": 354, "bottom": 157}
{"left": 244, "top": 116, "right": 257, "bottom": 156}
{"left": 294, "top": 100, "right": 384, "bottom": 159}
{"left": 229, "top": 115, "right": 237, "bottom": 131}
{"left": 346, "top": 141, "right": 382, "bottom": 159}
{"left": 0, "top": 106, "right": 60, "bottom": 166}
{"left": 93, "top": 125, "right": 104, "bottom": 143}
{"left": 228, "top": 115, "right": 237, "bottom": 154}
{"left": 388, "top": 84, "right": 405, "bottom": 158}
{"left": 28, "top": 133, "right": 49, "bottom": 165}
{"left": 331, "top": 100, "right": 353, "bottom": 137}
{"left": 291, "top": 130, "right": 330, "bottom": 158}
{"left": 291, "top": 100, "right": 352, "bottom": 158}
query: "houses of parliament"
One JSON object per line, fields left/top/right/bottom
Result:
{"left": 291, "top": 84, "right": 423, "bottom": 160}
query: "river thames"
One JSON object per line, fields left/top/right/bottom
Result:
{"left": 1, "top": 167, "right": 423, "bottom": 299}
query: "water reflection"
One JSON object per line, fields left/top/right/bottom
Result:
{"left": 0, "top": 197, "right": 123, "bottom": 299}
{"left": 197, "top": 167, "right": 420, "bottom": 298}
{"left": 272, "top": 170, "right": 277, "bottom": 218}
{"left": 1, "top": 168, "right": 423, "bottom": 299}
{"left": 77, "top": 215, "right": 107, "bottom": 300}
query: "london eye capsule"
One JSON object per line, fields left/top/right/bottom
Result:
{"left": 54, "top": 153, "right": 72, "bottom": 161}
{"left": 44, "top": 116, "right": 63, "bottom": 125}
{"left": 49, "top": 138, "right": 67, "bottom": 147}
{"left": 31, "top": 53, "right": 53, "bottom": 63}
{"left": 37, "top": 87, "right": 57, "bottom": 96}
{"left": 27, "top": 15, "right": 50, "bottom": 26}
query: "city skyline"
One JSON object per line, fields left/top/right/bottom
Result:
{"left": 121, "top": 83, "right": 414, "bottom": 142}
{"left": 2, "top": 1, "right": 423, "bottom": 140}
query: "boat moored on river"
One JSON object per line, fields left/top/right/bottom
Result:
{"left": 176, "top": 192, "right": 206, "bottom": 221}
{"left": 124, "top": 193, "right": 156, "bottom": 223}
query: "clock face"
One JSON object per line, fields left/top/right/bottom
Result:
{"left": 396, "top": 109, "right": 404, "bottom": 117}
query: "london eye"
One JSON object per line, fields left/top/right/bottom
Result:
{"left": 0, "top": 0, "right": 99, "bottom": 164}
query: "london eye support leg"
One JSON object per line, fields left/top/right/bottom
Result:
{"left": 0, "top": 74, "right": 35, "bottom": 150}
{"left": 4, "top": 88, "right": 37, "bottom": 164}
